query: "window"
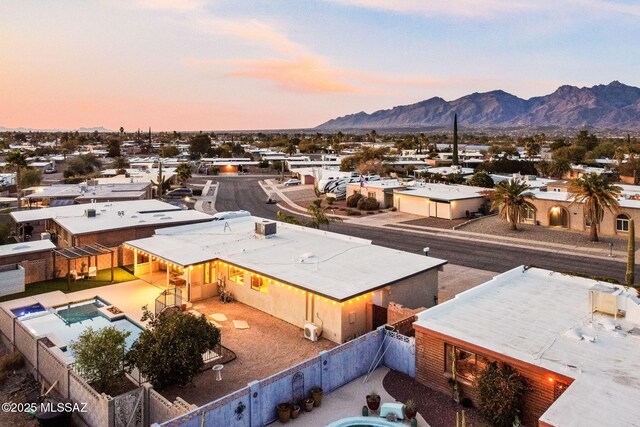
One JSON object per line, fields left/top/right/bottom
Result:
{"left": 444, "top": 344, "right": 489, "bottom": 382}
{"left": 228, "top": 266, "right": 244, "bottom": 285}
{"left": 368, "top": 191, "right": 376, "bottom": 199}
{"left": 204, "top": 262, "right": 217, "bottom": 285}
{"left": 524, "top": 207, "right": 535, "bottom": 221}
{"left": 251, "top": 275, "right": 268, "bottom": 293}
{"left": 617, "top": 214, "right": 630, "bottom": 232}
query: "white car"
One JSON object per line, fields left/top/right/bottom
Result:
{"left": 283, "top": 179, "right": 301, "bottom": 187}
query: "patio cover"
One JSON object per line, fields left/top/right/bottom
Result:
{"left": 53, "top": 243, "right": 115, "bottom": 284}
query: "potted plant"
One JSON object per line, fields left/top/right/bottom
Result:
{"left": 277, "top": 403, "right": 291, "bottom": 423}
{"left": 290, "top": 404, "right": 301, "bottom": 419}
{"left": 311, "top": 386, "right": 323, "bottom": 407}
{"left": 303, "top": 398, "right": 314, "bottom": 412}
{"left": 366, "top": 390, "right": 381, "bottom": 411}
{"left": 404, "top": 399, "right": 417, "bottom": 420}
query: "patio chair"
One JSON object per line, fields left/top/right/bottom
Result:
{"left": 88, "top": 266, "right": 97, "bottom": 278}
{"left": 69, "top": 270, "right": 79, "bottom": 281}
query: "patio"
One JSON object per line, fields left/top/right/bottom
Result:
{"left": 161, "top": 296, "right": 337, "bottom": 406}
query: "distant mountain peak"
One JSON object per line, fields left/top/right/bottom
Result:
{"left": 316, "top": 82, "right": 640, "bottom": 131}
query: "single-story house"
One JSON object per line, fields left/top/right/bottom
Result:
{"left": 414, "top": 266, "right": 640, "bottom": 427}
{"left": 0, "top": 240, "right": 56, "bottom": 286}
{"left": 124, "top": 217, "right": 447, "bottom": 344}
{"left": 345, "top": 179, "right": 408, "bottom": 208}
{"left": 393, "top": 184, "right": 488, "bottom": 219}
{"left": 21, "top": 182, "right": 153, "bottom": 208}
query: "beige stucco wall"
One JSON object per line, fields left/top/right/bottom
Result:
{"left": 450, "top": 197, "right": 486, "bottom": 219}
{"left": 395, "top": 193, "right": 429, "bottom": 216}
{"left": 387, "top": 269, "right": 439, "bottom": 309}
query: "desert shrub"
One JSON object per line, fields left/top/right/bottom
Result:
{"left": 366, "top": 211, "right": 374, "bottom": 215}
{"left": 357, "top": 197, "right": 379, "bottom": 211}
{"left": 326, "top": 196, "right": 335, "bottom": 205}
{"left": 477, "top": 362, "right": 528, "bottom": 427}
{"left": 346, "top": 210, "right": 362, "bottom": 216}
{"left": 390, "top": 207, "right": 397, "bottom": 211}
{"left": 346, "top": 192, "right": 364, "bottom": 208}
{"left": 0, "top": 352, "right": 24, "bottom": 372}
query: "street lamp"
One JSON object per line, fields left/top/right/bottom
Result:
{"left": 423, "top": 247, "right": 430, "bottom": 257}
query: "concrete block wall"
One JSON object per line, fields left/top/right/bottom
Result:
{"left": 382, "top": 330, "right": 416, "bottom": 378}
{"left": 37, "top": 342, "right": 69, "bottom": 399}
{"left": 148, "top": 387, "right": 196, "bottom": 426}
{"left": 0, "top": 265, "right": 25, "bottom": 297}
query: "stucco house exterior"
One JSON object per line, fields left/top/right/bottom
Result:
{"left": 393, "top": 183, "right": 488, "bottom": 219}
{"left": 124, "top": 216, "right": 447, "bottom": 344}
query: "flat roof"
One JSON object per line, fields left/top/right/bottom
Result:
{"left": 0, "top": 240, "right": 55, "bottom": 258}
{"left": 23, "top": 183, "right": 150, "bottom": 200}
{"left": 11, "top": 200, "right": 212, "bottom": 235}
{"left": 395, "top": 184, "right": 485, "bottom": 201}
{"left": 415, "top": 267, "right": 640, "bottom": 427}
{"left": 125, "top": 217, "right": 447, "bottom": 301}
{"left": 347, "top": 179, "right": 406, "bottom": 189}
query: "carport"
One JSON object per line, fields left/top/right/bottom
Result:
{"left": 53, "top": 243, "right": 115, "bottom": 284}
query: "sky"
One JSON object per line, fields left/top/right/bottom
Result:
{"left": 1, "top": 0, "right": 639, "bottom": 131}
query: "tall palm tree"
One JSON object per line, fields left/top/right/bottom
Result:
{"left": 175, "top": 163, "right": 192, "bottom": 184}
{"left": 489, "top": 179, "right": 536, "bottom": 231}
{"left": 568, "top": 173, "right": 621, "bottom": 242}
{"left": 5, "top": 150, "right": 28, "bottom": 207}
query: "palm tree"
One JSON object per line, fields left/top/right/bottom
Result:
{"left": 524, "top": 138, "right": 541, "bottom": 160}
{"left": 306, "top": 200, "right": 342, "bottom": 229}
{"left": 175, "top": 163, "right": 192, "bottom": 184}
{"left": 276, "top": 210, "right": 302, "bottom": 225}
{"left": 5, "top": 150, "right": 28, "bottom": 207}
{"left": 568, "top": 173, "right": 621, "bottom": 242}
{"left": 489, "top": 179, "right": 537, "bottom": 231}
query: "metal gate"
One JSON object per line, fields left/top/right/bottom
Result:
{"left": 369, "top": 303, "right": 388, "bottom": 331}
{"left": 113, "top": 387, "right": 144, "bottom": 427}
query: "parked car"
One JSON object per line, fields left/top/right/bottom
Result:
{"left": 165, "top": 188, "right": 193, "bottom": 199}
{"left": 283, "top": 179, "right": 301, "bottom": 187}
{"left": 44, "top": 166, "right": 57, "bottom": 174}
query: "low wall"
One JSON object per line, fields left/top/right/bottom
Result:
{"left": 0, "top": 264, "right": 25, "bottom": 296}
{"left": 158, "top": 327, "right": 417, "bottom": 427}
{"left": 148, "top": 387, "right": 196, "bottom": 426}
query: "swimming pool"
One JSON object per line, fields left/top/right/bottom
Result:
{"left": 19, "top": 297, "right": 143, "bottom": 359}
{"left": 325, "top": 417, "right": 404, "bottom": 427}
{"left": 11, "top": 303, "right": 47, "bottom": 318}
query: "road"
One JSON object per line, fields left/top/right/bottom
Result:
{"left": 211, "top": 175, "right": 636, "bottom": 283}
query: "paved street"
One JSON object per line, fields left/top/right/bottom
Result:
{"left": 208, "top": 175, "right": 637, "bottom": 283}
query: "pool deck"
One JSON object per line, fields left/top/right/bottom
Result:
{"left": 0, "top": 279, "right": 165, "bottom": 327}
{"left": 267, "top": 367, "right": 429, "bottom": 427}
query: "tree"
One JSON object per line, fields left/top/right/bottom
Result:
{"left": 276, "top": 210, "right": 302, "bottom": 225}
{"left": 575, "top": 130, "right": 598, "bottom": 151}
{"left": 160, "top": 145, "right": 180, "bottom": 158}
{"left": 477, "top": 362, "right": 528, "bottom": 427}
{"left": 489, "top": 179, "right": 536, "bottom": 231}
{"left": 452, "top": 114, "right": 459, "bottom": 166}
{"left": 626, "top": 219, "right": 635, "bottom": 288}
{"left": 306, "top": 199, "right": 342, "bottom": 229}
{"left": 112, "top": 156, "right": 130, "bottom": 171}
{"left": 467, "top": 171, "right": 494, "bottom": 188}
{"left": 357, "top": 159, "right": 384, "bottom": 175}
{"left": 119, "top": 126, "right": 125, "bottom": 136}
{"left": 63, "top": 154, "right": 102, "bottom": 178}
{"left": 127, "top": 307, "right": 220, "bottom": 390}
{"left": 69, "top": 327, "right": 131, "bottom": 393}
{"left": 568, "top": 173, "right": 621, "bottom": 242}
{"left": 19, "top": 168, "right": 42, "bottom": 188}
{"left": 5, "top": 150, "right": 29, "bottom": 206}
{"left": 523, "top": 138, "right": 541, "bottom": 160}
{"left": 176, "top": 163, "right": 192, "bottom": 184}
{"left": 549, "top": 159, "right": 571, "bottom": 178}
{"left": 107, "top": 139, "right": 121, "bottom": 158}
{"left": 189, "top": 134, "right": 211, "bottom": 159}
{"left": 553, "top": 146, "right": 587, "bottom": 164}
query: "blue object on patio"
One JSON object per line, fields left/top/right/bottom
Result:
{"left": 325, "top": 417, "right": 403, "bottom": 427}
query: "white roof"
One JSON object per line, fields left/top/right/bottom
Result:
{"left": 0, "top": 240, "right": 55, "bottom": 258}
{"left": 415, "top": 267, "right": 640, "bottom": 427}
{"left": 347, "top": 179, "right": 405, "bottom": 189}
{"left": 23, "top": 183, "right": 149, "bottom": 200}
{"left": 11, "top": 200, "right": 211, "bottom": 234}
{"left": 422, "top": 166, "right": 475, "bottom": 176}
{"left": 395, "top": 183, "right": 485, "bottom": 201}
{"left": 125, "top": 217, "right": 446, "bottom": 301}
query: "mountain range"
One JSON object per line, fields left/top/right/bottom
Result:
{"left": 317, "top": 81, "right": 640, "bottom": 131}
{"left": 0, "top": 126, "right": 112, "bottom": 133}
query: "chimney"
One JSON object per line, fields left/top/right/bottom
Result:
{"left": 255, "top": 220, "right": 277, "bottom": 238}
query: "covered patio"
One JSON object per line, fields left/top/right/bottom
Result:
{"left": 53, "top": 244, "right": 115, "bottom": 284}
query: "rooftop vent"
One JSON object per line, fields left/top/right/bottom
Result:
{"left": 84, "top": 209, "right": 96, "bottom": 218}
{"left": 255, "top": 220, "right": 277, "bottom": 238}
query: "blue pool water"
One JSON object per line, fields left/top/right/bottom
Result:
{"left": 325, "top": 417, "right": 404, "bottom": 427}
{"left": 20, "top": 298, "right": 143, "bottom": 359}
{"left": 11, "top": 303, "right": 47, "bottom": 318}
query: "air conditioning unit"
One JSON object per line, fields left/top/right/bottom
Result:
{"left": 40, "top": 232, "right": 51, "bottom": 241}
{"left": 85, "top": 209, "right": 96, "bottom": 218}
{"left": 304, "top": 323, "right": 321, "bottom": 342}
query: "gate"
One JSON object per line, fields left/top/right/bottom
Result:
{"left": 155, "top": 287, "right": 183, "bottom": 315}
{"left": 113, "top": 387, "right": 144, "bottom": 427}
{"left": 368, "top": 303, "right": 388, "bottom": 331}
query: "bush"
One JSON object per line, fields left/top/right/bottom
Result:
{"left": 366, "top": 211, "right": 374, "bottom": 215}
{"left": 326, "top": 196, "right": 335, "bottom": 205}
{"left": 346, "top": 210, "right": 361, "bottom": 216}
{"left": 477, "top": 362, "right": 528, "bottom": 427}
{"left": 0, "top": 352, "right": 24, "bottom": 372}
{"left": 390, "top": 207, "right": 397, "bottom": 212}
{"left": 357, "top": 197, "right": 379, "bottom": 211}
{"left": 346, "top": 193, "right": 364, "bottom": 208}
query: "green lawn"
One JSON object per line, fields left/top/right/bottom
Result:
{"left": 0, "top": 267, "right": 137, "bottom": 303}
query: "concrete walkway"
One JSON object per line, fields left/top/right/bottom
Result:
{"left": 268, "top": 367, "right": 429, "bottom": 427}
{"left": 193, "top": 179, "right": 218, "bottom": 214}
{"left": 260, "top": 179, "right": 633, "bottom": 263}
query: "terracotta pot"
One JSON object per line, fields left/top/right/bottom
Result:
{"left": 311, "top": 387, "right": 323, "bottom": 407}
{"left": 277, "top": 403, "right": 291, "bottom": 423}
{"left": 404, "top": 407, "right": 417, "bottom": 420}
{"left": 366, "top": 395, "right": 381, "bottom": 411}
{"left": 290, "top": 405, "right": 301, "bottom": 419}
{"left": 304, "top": 399, "right": 314, "bottom": 412}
